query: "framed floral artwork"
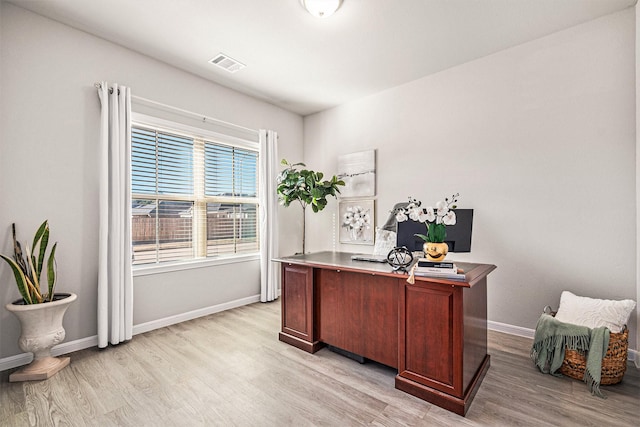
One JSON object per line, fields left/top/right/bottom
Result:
{"left": 339, "top": 199, "right": 375, "bottom": 245}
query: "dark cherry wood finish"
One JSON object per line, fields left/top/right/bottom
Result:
{"left": 278, "top": 263, "right": 324, "bottom": 353}
{"left": 395, "top": 276, "right": 491, "bottom": 416}
{"left": 399, "top": 283, "right": 461, "bottom": 395}
{"left": 317, "top": 269, "right": 400, "bottom": 368}
{"left": 275, "top": 252, "right": 496, "bottom": 417}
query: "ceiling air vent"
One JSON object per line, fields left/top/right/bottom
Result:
{"left": 208, "top": 53, "right": 245, "bottom": 73}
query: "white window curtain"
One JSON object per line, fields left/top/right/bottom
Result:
{"left": 259, "top": 130, "right": 280, "bottom": 302}
{"left": 97, "top": 82, "right": 133, "bottom": 348}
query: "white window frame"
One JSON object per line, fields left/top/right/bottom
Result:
{"left": 131, "top": 113, "right": 260, "bottom": 276}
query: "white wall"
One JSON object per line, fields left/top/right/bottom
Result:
{"left": 636, "top": 3, "right": 640, "bottom": 366}
{"left": 304, "top": 9, "right": 637, "bottom": 349}
{"left": 1, "top": 2, "right": 636, "bottom": 362}
{"left": 0, "top": 3, "right": 303, "bottom": 359}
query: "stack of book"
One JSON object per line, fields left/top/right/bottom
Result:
{"left": 413, "top": 259, "right": 466, "bottom": 281}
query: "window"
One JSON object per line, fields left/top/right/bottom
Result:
{"left": 131, "top": 122, "right": 259, "bottom": 266}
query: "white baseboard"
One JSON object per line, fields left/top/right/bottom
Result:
{"left": 488, "top": 320, "right": 639, "bottom": 364}
{"left": 0, "top": 294, "right": 261, "bottom": 372}
{"left": 488, "top": 320, "right": 535, "bottom": 339}
{"left": 0, "top": 334, "right": 99, "bottom": 372}
{"left": 132, "top": 294, "right": 261, "bottom": 335}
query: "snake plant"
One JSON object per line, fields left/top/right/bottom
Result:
{"left": 0, "top": 221, "right": 57, "bottom": 304}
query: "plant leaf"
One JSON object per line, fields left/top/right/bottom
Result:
{"left": 12, "top": 224, "right": 28, "bottom": 275}
{"left": 414, "top": 233, "right": 429, "bottom": 242}
{"left": 31, "top": 220, "right": 48, "bottom": 258}
{"left": 0, "top": 254, "right": 32, "bottom": 304}
{"left": 24, "top": 275, "right": 42, "bottom": 303}
{"left": 47, "top": 243, "right": 57, "bottom": 301}
{"left": 428, "top": 223, "right": 447, "bottom": 243}
{"left": 310, "top": 188, "right": 323, "bottom": 199}
{"left": 36, "top": 223, "right": 50, "bottom": 282}
{"left": 25, "top": 244, "right": 41, "bottom": 300}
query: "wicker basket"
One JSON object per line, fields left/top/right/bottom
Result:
{"left": 543, "top": 306, "right": 629, "bottom": 385}
{"left": 560, "top": 327, "right": 628, "bottom": 385}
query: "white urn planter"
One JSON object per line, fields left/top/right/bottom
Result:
{"left": 6, "top": 292, "right": 77, "bottom": 382}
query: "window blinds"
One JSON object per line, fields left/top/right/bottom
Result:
{"left": 131, "top": 125, "right": 259, "bottom": 266}
{"left": 204, "top": 143, "right": 258, "bottom": 197}
{"left": 132, "top": 127, "right": 193, "bottom": 196}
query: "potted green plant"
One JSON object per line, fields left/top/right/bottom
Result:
{"left": 1, "top": 220, "right": 76, "bottom": 382}
{"left": 276, "top": 159, "right": 345, "bottom": 254}
{"left": 395, "top": 193, "right": 460, "bottom": 261}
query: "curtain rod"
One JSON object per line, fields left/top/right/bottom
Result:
{"left": 94, "top": 82, "right": 259, "bottom": 136}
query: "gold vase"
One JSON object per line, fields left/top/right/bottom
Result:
{"left": 423, "top": 242, "right": 448, "bottom": 261}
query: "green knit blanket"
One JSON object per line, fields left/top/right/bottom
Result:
{"left": 530, "top": 313, "right": 610, "bottom": 398}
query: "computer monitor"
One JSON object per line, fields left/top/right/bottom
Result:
{"left": 396, "top": 209, "right": 473, "bottom": 253}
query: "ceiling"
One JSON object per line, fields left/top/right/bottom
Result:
{"left": 7, "top": 0, "right": 637, "bottom": 116}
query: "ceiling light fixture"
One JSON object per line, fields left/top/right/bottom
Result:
{"left": 300, "top": 0, "right": 343, "bottom": 18}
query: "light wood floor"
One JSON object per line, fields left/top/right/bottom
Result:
{"left": 1, "top": 301, "right": 638, "bottom": 426}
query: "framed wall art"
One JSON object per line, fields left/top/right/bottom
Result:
{"left": 339, "top": 199, "right": 375, "bottom": 245}
{"left": 337, "top": 150, "right": 375, "bottom": 198}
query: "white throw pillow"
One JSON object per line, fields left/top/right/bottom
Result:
{"left": 554, "top": 291, "right": 636, "bottom": 333}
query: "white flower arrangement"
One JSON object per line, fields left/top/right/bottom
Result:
{"left": 342, "top": 205, "right": 372, "bottom": 238}
{"left": 395, "top": 194, "right": 459, "bottom": 243}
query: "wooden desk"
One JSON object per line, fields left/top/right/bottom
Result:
{"left": 274, "top": 251, "right": 496, "bottom": 416}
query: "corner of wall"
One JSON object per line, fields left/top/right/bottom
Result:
{"left": 634, "top": 3, "right": 640, "bottom": 369}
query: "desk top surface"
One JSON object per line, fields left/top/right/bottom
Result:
{"left": 274, "top": 251, "right": 496, "bottom": 288}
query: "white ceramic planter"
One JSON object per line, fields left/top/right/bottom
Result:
{"left": 6, "top": 292, "right": 77, "bottom": 382}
